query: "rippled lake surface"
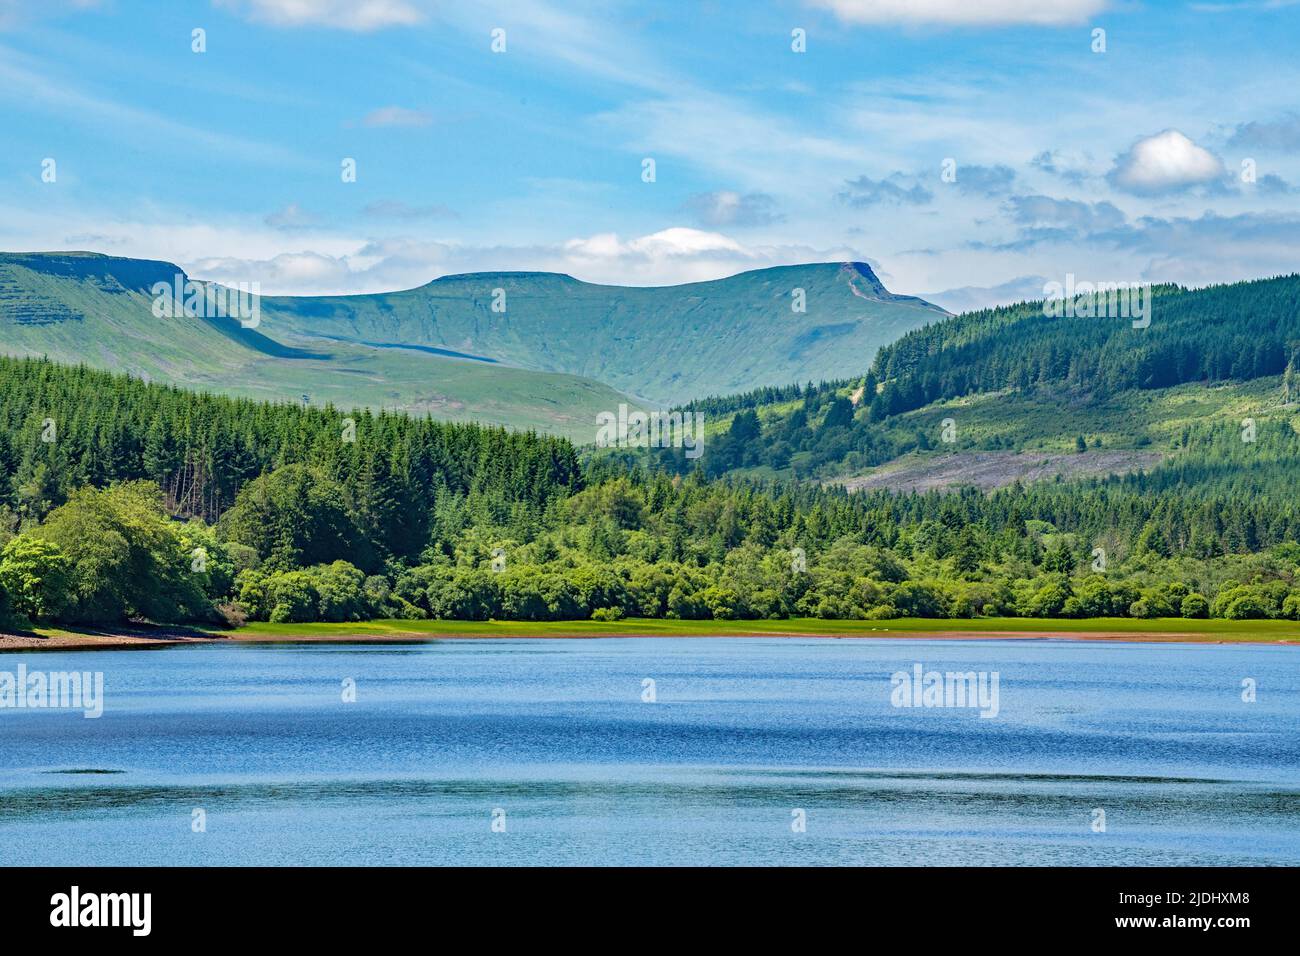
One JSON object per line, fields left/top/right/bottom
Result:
{"left": 2, "top": 637, "right": 1297, "bottom": 866}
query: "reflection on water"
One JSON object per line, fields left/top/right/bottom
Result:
{"left": 1, "top": 638, "right": 1297, "bottom": 865}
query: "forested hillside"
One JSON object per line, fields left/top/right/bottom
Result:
{"left": 867, "top": 275, "right": 1300, "bottom": 419}
{"left": 2, "top": 356, "right": 1299, "bottom": 630}
{"left": 0, "top": 356, "right": 580, "bottom": 552}
{"left": 647, "top": 275, "right": 1300, "bottom": 487}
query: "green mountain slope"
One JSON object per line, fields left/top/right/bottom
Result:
{"left": 636, "top": 275, "right": 1300, "bottom": 493}
{"left": 867, "top": 275, "right": 1299, "bottom": 417}
{"left": 258, "top": 261, "right": 948, "bottom": 406}
{"left": 0, "top": 252, "right": 633, "bottom": 439}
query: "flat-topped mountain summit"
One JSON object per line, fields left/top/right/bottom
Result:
{"left": 0, "top": 253, "right": 946, "bottom": 427}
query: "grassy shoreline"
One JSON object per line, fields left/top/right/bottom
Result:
{"left": 3, "top": 616, "right": 1299, "bottom": 651}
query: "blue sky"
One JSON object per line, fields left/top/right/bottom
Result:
{"left": 1, "top": 0, "right": 1299, "bottom": 303}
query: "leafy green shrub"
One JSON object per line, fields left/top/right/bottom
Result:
{"left": 1223, "top": 594, "right": 1271, "bottom": 620}
{"left": 1019, "top": 577, "right": 1072, "bottom": 617}
{"left": 426, "top": 569, "right": 500, "bottom": 621}
{"left": 891, "top": 580, "right": 946, "bottom": 618}
{"left": 698, "top": 585, "right": 743, "bottom": 620}
{"left": 31, "top": 483, "right": 209, "bottom": 623}
{"left": 238, "top": 561, "right": 373, "bottom": 623}
{"left": 1212, "top": 584, "right": 1284, "bottom": 620}
{"left": 667, "top": 584, "right": 709, "bottom": 620}
{"left": 266, "top": 571, "right": 318, "bottom": 624}
{"left": 218, "top": 465, "right": 369, "bottom": 573}
{"left": 0, "top": 536, "right": 72, "bottom": 622}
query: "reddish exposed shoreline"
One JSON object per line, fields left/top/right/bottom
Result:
{"left": 0, "top": 628, "right": 215, "bottom": 652}
{"left": 2, "top": 627, "right": 1294, "bottom": 652}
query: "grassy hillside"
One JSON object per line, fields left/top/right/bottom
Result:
{"left": 259, "top": 261, "right": 947, "bottom": 406}
{"left": 618, "top": 276, "right": 1300, "bottom": 495}
{"left": 0, "top": 252, "right": 633, "bottom": 439}
{"left": 821, "top": 375, "right": 1296, "bottom": 488}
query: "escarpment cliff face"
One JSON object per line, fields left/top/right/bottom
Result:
{"left": 255, "top": 260, "right": 948, "bottom": 406}
{"left": 0, "top": 252, "right": 634, "bottom": 439}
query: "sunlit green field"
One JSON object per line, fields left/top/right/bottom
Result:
{"left": 227, "top": 616, "right": 1300, "bottom": 642}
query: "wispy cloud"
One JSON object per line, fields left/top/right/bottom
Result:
{"left": 1005, "top": 194, "right": 1126, "bottom": 232}
{"left": 363, "top": 200, "right": 457, "bottom": 221}
{"left": 594, "top": 90, "right": 866, "bottom": 192}
{"left": 213, "top": 0, "right": 427, "bottom": 31}
{"left": 683, "top": 191, "right": 783, "bottom": 228}
{"left": 1029, "top": 149, "right": 1097, "bottom": 185}
{"left": 0, "top": 43, "right": 309, "bottom": 168}
{"left": 1227, "top": 113, "right": 1300, "bottom": 151}
{"left": 951, "top": 164, "right": 1017, "bottom": 196}
{"left": 265, "top": 203, "right": 321, "bottom": 229}
{"left": 2, "top": 0, "right": 1298, "bottom": 301}
{"left": 0, "top": 0, "right": 105, "bottom": 30}
{"left": 359, "top": 105, "right": 434, "bottom": 128}
{"left": 811, "top": 0, "right": 1109, "bottom": 27}
{"left": 837, "top": 173, "right": 933, "bottom": 207}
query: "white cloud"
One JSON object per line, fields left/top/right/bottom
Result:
{"left": 565, "top": 227, "right": 749, "bottom": 260}
{"left": 7, "top": 200, "right": 832, "bottom": 293}
{"left": 191, "top": 250, "right": 356, "bottom": 290}
{"left": 214, "top": 0, "right": 426, "bottom": 31}
{"left": 1108, "top": 130, "right": 1225, "bottom": 194}
{"left": 812, "top": 0, "right": 1109, "bottom": 27}
{"left": 178, "top": 227, "right": 866, "bottom": 294}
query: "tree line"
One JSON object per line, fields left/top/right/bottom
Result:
{"left": 0, "top": 355, "right": 580, "bottom": 562}
{"left": 1, "top": 357, "right": 1299, "bottom": 628}
{"left": 866, "top": 275, "right": 1300, "bottom": 420}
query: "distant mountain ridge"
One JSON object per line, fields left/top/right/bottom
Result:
{"left": 0, "top": 251, "right": 632, "bottom": 439}
{"left": 0, "top": 251, "right": 177, "bottom": 293}
{"left": 260, "top": 260, "right": 948, "bottom": 406}
{"left": 0, "top": 252, "right": 948, "bottom": 430}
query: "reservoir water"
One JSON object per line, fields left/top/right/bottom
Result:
{"left": 1, "top": 637, "right": 1297, "bottom": 866}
